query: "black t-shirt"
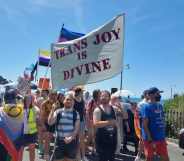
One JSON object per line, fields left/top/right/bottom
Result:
{"left": 73, "top": 99, "right": 85, "bottom": 122}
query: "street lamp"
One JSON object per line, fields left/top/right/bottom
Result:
{"left": 170, "top": 85, "right": 176, "bottom": 99}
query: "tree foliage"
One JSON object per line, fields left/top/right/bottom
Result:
{"left": 164, "top": 94, "right": 184, "bottom": 111}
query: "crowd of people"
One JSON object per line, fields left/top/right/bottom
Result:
{"left": 0, "top": 86, "right": 170, "bottom": 161}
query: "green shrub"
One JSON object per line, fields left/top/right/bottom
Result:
{"left": 164, "top": 94, "right": 184, "bottom": 110}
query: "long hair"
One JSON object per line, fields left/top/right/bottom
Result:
{"left": 92, "top": 89, "right": 101, "bottom": 101}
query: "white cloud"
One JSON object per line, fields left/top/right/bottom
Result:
{"left": 0, "top": 0, "right": 86, "bottom": 36}
{"left": 0, "top": 2, "right": 31, "bottom": 38}
{"left": 29, "top": 0, "right": 86, "bottom": 31}
{"left": 127, "top": 5, "right": 151, "bottom": 25}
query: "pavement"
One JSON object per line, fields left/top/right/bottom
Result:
{"left": 23, "top": 141, "right": 184, "bottom": 161}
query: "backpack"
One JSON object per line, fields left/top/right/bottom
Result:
{"left": 56, "top": 110, "right": 78, "bottom": 131}
{"left": 50, "top": 110, "right": 78, "bottom": 161}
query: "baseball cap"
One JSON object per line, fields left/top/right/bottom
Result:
{"left": 147, "top": 87, "right": 163, "bottom": 95}
{"left": 143, "top": 90, "right": 149, "bottom": 96}
{"left": 4, "top": 89, "right": 17, "bottom": 104}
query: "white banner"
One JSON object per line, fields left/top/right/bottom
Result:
{"left": 51, "top": 14, "right": 124, "bottom": 90}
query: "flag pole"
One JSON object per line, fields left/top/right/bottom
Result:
{"left": 50, "top": 43, "right": 54, "bottom": 90}
{"left": 42, "top": 51, "right": 51, "bottom": 89}
{"left": 58, "top": 24, "right": 64, "bottom": 42}
{"left": 62, "top": 24, "right": 64, "bottom": 29}
{"left": 41, "top": 23, "right": 65, "bottom": 90}
{"left": 120, "top": 13, "right": 125, "bottom": 91}
{"left": 120, "top": 71, "right": 123, "bottom": 90}
{"left": 36, "top": 49, "right": 40, "bottom": 82}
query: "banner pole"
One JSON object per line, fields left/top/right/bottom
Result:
{"left": 120, "top": 71, "right": 123, "bottom": 90}
{"left": 120, "top": 13, "right": 125, "bottom": 91}
{"left": 50, "top": 43, "right": 54, "bottom": 90}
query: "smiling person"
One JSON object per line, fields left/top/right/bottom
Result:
{"left": 48, "top": 93, "right": 80, "bottom": 161}
{"left": 93, "top": 90, "right": 118, "bottom": 161}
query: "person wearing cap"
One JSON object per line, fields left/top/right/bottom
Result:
{"left": 0, "top": 89, "right": 24, "bottom": 161}
{"left": 140, "top": 87, "right": 169, "bottom": 161}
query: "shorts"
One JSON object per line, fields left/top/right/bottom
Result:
{"left": 45, "top": 122, "right": 55, "bottom": 133}
{"left": 23, "top": 133, "right": 37, "bottom": 146}
{"left": 143, "top": 140, "right": 169, "bottom": 159}
{"left": 52, "top": 138, "right": 78, "bottom": 160}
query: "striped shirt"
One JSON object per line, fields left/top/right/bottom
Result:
{"left": 54, "top": 108, "right": 79, "bottom": 138}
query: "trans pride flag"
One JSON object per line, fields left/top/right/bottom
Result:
{"left": 58, "top": 27, "right": 85, "bottom": 42}
{"left": 38, "top": 27, "right": 84, "bottom": 67}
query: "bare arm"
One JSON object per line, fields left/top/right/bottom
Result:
{"left": 93, "top": 120, "right": 116, "bottom": 128}
{"left": 40, "top": 102, "right": 46, "bottom": 125}
{"left": 48, "top": 104, "right": 57, "bottom": 125}
{"left": 93, "top": 108, "right": 116, "bottom": 128}
{"left": 113, "top": 105, "right": 130, "bottom": 132}
{"left": 71, "top": 119, "right": 80, "bottom": 139}
{"left": 85, "top": 103, "right": 91, "bottom": 125}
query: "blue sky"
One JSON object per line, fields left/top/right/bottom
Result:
{"left": 0, "top": 0, "right": 184, "bottom": 98}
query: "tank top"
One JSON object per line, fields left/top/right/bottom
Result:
{"left": 96, "top": 106, "right": 117, "bottom": 147}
